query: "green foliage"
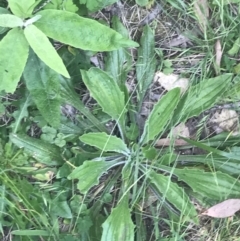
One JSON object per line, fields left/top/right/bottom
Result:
{"left": 80, "top": 132, "right": 130, "bottom": 155}
{"left": 141, "top": 88, "right": 181, "bottom": 144}
{"left": 8, "top": 0, "right": 36, "bottom": 18}
{"left": 24, "top": 24, "right": 70, "bottom": 78}
{"left": 136, "top": 25, "right": 157, "bottom": 108}
{"left": 0, "top": 1, "right": 240, "bottom": 240}
{"left": 79, "top": 0, "right": 118, "bottom": 12}
{"left": 101, "top": 196, "right": 135, "bottom": 241}
{"left": 0, "top": 5, "right": 138, "bottom": 93}
{"left": 0, "top": 14, "right": 23, "bottom": 27}
{"left": 24, "top": 50, "right": 62, "bottom": 128}
{"left": 0, "top": 28, "right": 29, "bottom": 93}
{"left": 34, "top": 9, "right": 138, "bottom": 51}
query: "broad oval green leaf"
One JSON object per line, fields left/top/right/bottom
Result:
{"left": 80, "top": 132, "right": 130, "bottom": 155}
{"left": 101, "top": 197, "right": 135, "bottom": 241}
{"left": 174, "top": 168, "right": 240, "bottom": 200}
{"left": 68, "top": 159, "right": 118, "bottom": 194}
{"left": 141, "top": 88, "right": 181, "bottom": 144}
{"left": 10, "top": 133, "right": 63, "bottom": 166}
{"left": 34, "top": 9, "right": 139, "bottom": 51}
{"left": 8, "top": 0, "right": 35, "bottom": 18}
{"left": 0, "top": 14, "right": 23, "bottom": 27}
{"left": 81, "top": 68, "right": 126, "bottom": 121}
{"left": 148, "top": 170, "right": 198, "bottom": 223}
{"left": 24, "top": 24, "right": 70, "bottom": 78}
{"left": 136, "top": 25, "right": 157, "bottom": 109}
{"left": 23, "top": 50, "right": 61, "bottom": 128}
{"left": 0, "top": 7, "right": 10, "bottom": 34}
{"left": 0, "top": 28, "right": 29, "bottom": 93}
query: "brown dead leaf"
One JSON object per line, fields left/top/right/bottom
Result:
{"left": 215, "top": 39, "right": 223, "bottom": 75}
{"left": 193, "top": 0, "right": 209, "bottom": 32}
{"left": 209, "top": 109, "right": 239, "bottom": 134}
{"left": 201, "top": 199, "right": 240, "bottom": 218}
{"left": 156, "top": 123, "right": 190, "bottom": 147}
{"left": 154, "top": 72, "right": 189, "bottom": 94}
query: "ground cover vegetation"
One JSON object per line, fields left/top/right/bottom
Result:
{"left": 0, "top": 0, "right": 240, "bottom": 240}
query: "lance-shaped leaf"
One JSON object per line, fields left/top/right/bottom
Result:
{"left": 148, "top": 170, "right": 198, "bottom": 223}
{"left": 80, "top": 132, "right": 129, "bottom": 155}
{"left": 24, "top": 24, "right": 69, "bottom": 78}
{"left": 101, "top": 197, "right": 135, "bottom": 241}
{"left": 11, "top": 94, "right": 32, "bottom": 133}
{"left": 0, "top": 28, "right": 29, "bottom": 93}
{"left": 34, "top": 9, "right": 139, "bottom": 51}
{"left": 177, "top": 154, "right": 240, "bottom": 176}
{"left": 10, "top": 133, "right": 63, "bottom": 166}
{"left": 68, "top": 159, "right": 118, "bottom": 194}
{"left": 8, "top": 0, "right": 36, "bottom": 18}
{"left": 141, "top": 88, "right": 181, "bottom": 144}
{"left": 105, "top": 16, "right": 132, "bottom": 88}
{"left": 24, "top": 50, "right": 61, "bottom": 128}
{"left": 173, "top": 74, "right": 233, "bottom": 123}
{"left": 59, "top": 77, "right": 107, "bottom": 132}
{"left": 136, "top": 25, "right": 157, "bottom": 108}
{"left": 174, "top": 168, "right": 240, "bottom": 200}
{"left": 0, "top": 14, "right": 23, "bottom": 27}
{"left": 81, "top": 68, "right": 126, "bottom": 120}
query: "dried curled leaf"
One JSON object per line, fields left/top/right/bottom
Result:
{"left": 202, "top": 199, "right": 240, "bottom": 218}
{"left": 154, "top": 71, "right": 189, "bottom": 94}
{"left": 209, "top": 109, "right": 239, "bottom": 134}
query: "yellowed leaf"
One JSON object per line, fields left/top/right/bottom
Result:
{"left": 193, "top": 0, "right": 209, "bottom": 32}
{"left": 154, "top": 72, "right": 189, "bottom": 94}
{"left": 215, "top": 39, "right": 223, "bottom": 74}
{"left": 202, "top": 199, "right": 240, "bottom": 218}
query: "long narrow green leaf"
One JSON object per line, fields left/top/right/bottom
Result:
{"left": 105, "top": 16, "right": 132, "bottom": 89}
{"left": 11, "top": 94, "right": 32, "bottom": 133}
{"left": 68, "top": 159, "right": 118, "bottom": 194}
{"left": 24, "top": 24, "right": 70, "bottom": 78}
{"left": 80, "top": 132, "right": 130, "bottom": 155}
{"left": 81, "top": 68, "right": 126, "bottom": 121}
{"left": 12, "top": 230, "right": 52, "bottom": 236}
{"left": 34, "top": 9, "right": 139, "bottom": 51}
{"left": 0, "top": 14, "right": 23, "bottom": 27}
{"left": 0, "top": 28, "right": 29, "bottom": 93}
{"left": 59, "top": 77, "right": 107, "bottom": 132}
{"left": 10, "top": 133, "right": 63, "bottom": 166}
{"left": 174, "top": 168, "right": 240, "bottom": 200}
{"left": 24, "top": 50, "right": 61, "bottom": 128}
{"left": 136, "top": 25, "right": 157, "bottom": 109}
{"left": 101, "top": 197, "right": 135, "bottom": 241}
{"left": 173, "top": 74, "right": 233, "bottom": 123}
{"left": 141, "top": 88, "right": 181, "bottom": 144}
{"left": 177, "top": 154, "right": 240, "bottom": 176}
{"left": 148, "top": 170, "right": 198, "bottom": 223}
{"left": 180, "top": 137, "right": 240, "bottom": 161}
